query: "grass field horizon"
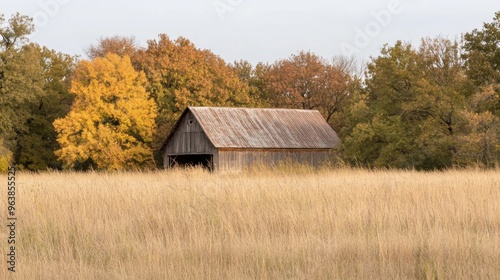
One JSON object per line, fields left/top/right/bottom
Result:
{"left": 1, "top": 167, "right": 499, "bottom": 279}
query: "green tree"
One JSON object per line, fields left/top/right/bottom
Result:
{"left": 0, "top": 13, "right": 77, "bottom": 170}
{"left": 16, "top": 46, "right": 75, "bottom": 170}
{"left": 0, "top": 13, "right": 33, "bottom": 50}
{"left": 54, "top": 53, "right": 156, "bottom": 170}
{"left": 0, "top": 13, "right": 44, "bottom": 168}
{"left": 230, "top": 60, "right": 270, "bottom": 107}
{"left": 415, "top": 38, "right": 470, "bottom": 168}
{"left": 0, "top": 13, "right": 39, "bottom": 140}
{"left": 463, "top": 11, "right": 500, "bottom": 87}
{"left": 460, "top": 11, "right": 500, "bottom": 166}
{"left": 0, "top": 43, "right": 44, "bottom": 144}
{"left": 344, "top": 38, "right": 469, "bottom": 169}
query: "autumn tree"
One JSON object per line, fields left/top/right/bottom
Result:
{"left": 139, "top": 34, "right": 251, "bottom": 152}
{"left": 455, "top": 110, "right": 499, "bottom": 167}
{"left": 54, "top": 53, "right": 156, "bottom": 170}
{"left": 264, "top": 51, "right": 353, "bottom": 128}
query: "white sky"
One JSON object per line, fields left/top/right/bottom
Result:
{"left": 3, "top": 0, "right": 499, "bottom": 64}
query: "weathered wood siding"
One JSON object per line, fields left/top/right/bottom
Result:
{"left": 216, "top": 149, "right": 331, "bottom": 170}
{"left": 163, "top": 111, "right": 216, "bottom": 168}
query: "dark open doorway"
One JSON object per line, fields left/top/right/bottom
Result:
{"left": 168, "top": 154, "right": 213, "bottom": 171}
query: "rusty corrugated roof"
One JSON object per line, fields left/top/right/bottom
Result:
{"left": 185, "top": 107, "right": 340, "bottom": 149}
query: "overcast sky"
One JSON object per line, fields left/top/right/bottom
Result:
{"left": 3, "top": 0, "right": 499, "bottom": 64}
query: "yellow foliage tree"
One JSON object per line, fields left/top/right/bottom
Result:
{"left": 53, "top": 54, "right": 156, "bottom": 170}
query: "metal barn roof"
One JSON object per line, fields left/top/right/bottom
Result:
{"left": 166, "top": 107, "right": 340, "bottom": 149}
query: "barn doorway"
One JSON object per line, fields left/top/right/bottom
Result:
{"left": 169, "top": 154, "right": 213, "bottom": 171}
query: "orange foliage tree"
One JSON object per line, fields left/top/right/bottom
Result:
{"left": 139, "top": 34, "right": 252, "bottom": 150}
{"left": 264, "top": 51, "right": 353, "bottom": 125}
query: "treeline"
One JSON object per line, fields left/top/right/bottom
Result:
{"left": 0, "top": 12, "right": 499, "bottom": 171}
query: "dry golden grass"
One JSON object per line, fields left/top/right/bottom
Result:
{"left": 0, "top": 167, "right": 499, "bottom": 279}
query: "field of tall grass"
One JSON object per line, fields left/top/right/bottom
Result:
{"left": 0, "top": 167, "right": 499, "bottom": 279}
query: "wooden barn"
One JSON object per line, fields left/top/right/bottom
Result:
{"left": 161, "top": 107, "right": 340, "bottom": 171}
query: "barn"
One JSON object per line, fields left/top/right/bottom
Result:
{"left": 161, "top": 106, "right": 340, "bottom": 171}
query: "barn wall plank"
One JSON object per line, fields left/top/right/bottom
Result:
{"left": 217, "top": 149, "right": 331, "bottom": 170}
{"left": 164, "top": 111, "right": 216, "bottom": 155}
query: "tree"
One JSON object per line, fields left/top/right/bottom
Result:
{"left": 463, "top": 11, "right": 500, "bottom": 87}
{"left": 16, "top": 45, "right": 75, "bottom": 170}
{"left": 455, "top": 110, "right": 499, "bottom": 167}
{"left": 0, "top": 13, "right": 34, "bottom": 51}
{"left": 139, "top": 34, "right": 251, "bottom": 153}
{"left": 264, "top": 51, "right": 353, "bottom": 127}
{"left": 0, "top": 13, "right": 77, "bottom": 170}
{"left": 460, "top": 11, "right": 500, "bottom": 166}
{"left": 0, "top": 43, "right": 44, "bottom": 145}
{"left": 344, "top": 38, "right": 470, "bottom": 169}
{"left": 0, "top": 13, "right": 44, "bottom": 168}
{"left": 0, "top": 13, "right": 39, "bottom": 140}
{"left": 230, "top": 60, "right": 270, "bottom": 107}
{"left": 0, "top": 137, "right": 12, "bottom": 172}
{"left": 415, "top": 37, "right": 470, "bottom": 168}
{"left": 54, "top": 53, "right": 156, "bottom": 170}
{"left": 86, "top": 36, "right": 142, "bottom": 69}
